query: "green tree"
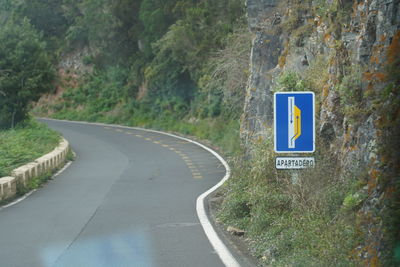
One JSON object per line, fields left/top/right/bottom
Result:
{"left": 10, "top": 0, "right": 70, "bottom": 53}
{"left": 139, "top": 0, "right": 177, "bottom": 58}
{"left": 64, "top": 0, "right": 118, "bottom": 48}
{"left": 0, "top": 18, "right": 55, "bottom": 129}
{"left": 145, "top": 0, "right": 246, "bottom": 115}
{"left": 19, "top": 0, "right": 68, "bottom": 39}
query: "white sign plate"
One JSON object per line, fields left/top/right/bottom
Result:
{"left": 275, "top": 157, "right": 315, "bottom": 170}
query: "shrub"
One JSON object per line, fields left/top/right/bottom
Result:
{"left": 274, "top": 71, "right": 309, "bottom": 92}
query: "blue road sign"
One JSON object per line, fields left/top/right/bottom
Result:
{"left": 274, "top": 92, "right": 315, "bottom": 153}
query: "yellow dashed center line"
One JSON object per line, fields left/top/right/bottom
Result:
{"left": 103, "top": 127, "right": 206, "bottom": 179}
{"left": 105, "top": 128, "right": 205, "bottom": 179}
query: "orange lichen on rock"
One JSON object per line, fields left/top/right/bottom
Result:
{"left": 343, "top": 130, "right": 351, "bottom": 144}
{"left": 380, "top": 34, "right": 387, "bottom": 43}
{"left": 374, "top": 72, "right": 386, "bottom": 81}
{"left": 385, "top": 186, "right": 396, "bottom": 199}
{"left": 387, "top": 30, "right": 400, "bottom": 65}
{"left": 369, "top": 250, "right": 380, "bottom": 267}
{"left": 278, "top": 54, "right": 287, "bottom": 68}
{"left": 322, "top": 84, "right": 329, "bottom": 98}
{"left": 370, "top": 168, "right": 380, "bottom": 180}
{"left": 367, "top": 169, "right": 380, "bottom": 193}
{"left": 364, "top": 71, "right": 387, "bottom": 83}
{"left": 370, "top": 55, "right": 379, "bottom": 64}
{"left": 349, "top": 145, "right": 358, "bottom": 152}
{"left": 358, "top": 241, "right": 380, "bottom": 267}
{"left": 324, "top": 33, "right": 331, "bottom": 43}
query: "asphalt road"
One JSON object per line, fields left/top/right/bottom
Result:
{"left": 0, "top": 119, "right": 230, "bottom": 267}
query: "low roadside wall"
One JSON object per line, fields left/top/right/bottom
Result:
{"left": 0, "top": 138, "right": 69, "bottom": 201}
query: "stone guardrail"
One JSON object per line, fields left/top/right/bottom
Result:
{"left": 0, "top": 138, "right": 69, "bottom": 201}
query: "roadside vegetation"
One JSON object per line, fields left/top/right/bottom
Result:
{"left": 0, "top": 118, "right": 60, "bottom": 177}
{"left": 218, "top": 136, "right": 365, "bottom": 266}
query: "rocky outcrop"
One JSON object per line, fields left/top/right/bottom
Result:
{"left": 58, "top": 47, "right": 94, "bottom": 74}
{"left": 242, "top": 0, "right": 399, "bottom": 170}
{"left": 241, "top": 0, "right": 282, "bottom": 146}
{"left": 242, "top": 0, "right": 399, "bottom": 156}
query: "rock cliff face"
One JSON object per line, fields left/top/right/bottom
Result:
{"left": 241, "top": 0, "right": 399, "bottom": 263}
{"left": 242, "top": 0, "right": 398, "bottom": 154}
{"left": 242, "top": 0, "right": 282, "bottom": 144}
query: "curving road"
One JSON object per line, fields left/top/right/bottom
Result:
{"left": 0, "top": 119, "right": 234, "bottom": 267}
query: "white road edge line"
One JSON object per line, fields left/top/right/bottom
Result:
{"left": 39, "top": 118, "right": 241, "bottom": 267}
{"left": 0, "top": 160, "right": 73, "bottom": 211}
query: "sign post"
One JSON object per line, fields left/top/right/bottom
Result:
{"left": 274, "top": 92, "right": 315, "bottom": 169}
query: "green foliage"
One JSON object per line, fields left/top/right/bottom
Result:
{"left": 304, "top": 55, "right": 329, "bottom": 92}
{"left": 0, "top": 118, "right": 60, "bottom": 177}
{"left": 23, "top": 0, "right": 248, "bottom": 128}
{"left": 66, "top": 149, "right": 75, "bottom": 162}
{"left": 342, "top": 192, "right": 366, "bottom": 212}
{"left": 218, "top": 134, "right": 363, "bottom": 266}
{"left": 338, "top": 67, "right": 362, "bottom": 106}
{"left": 139, "top": 0, "right": 174, "bottom": 57}
{"left": 59, "top": 66, "right": 130, "bottom": 119}
{"left": 280, "top": 0, "right": 312, "bottom": 33}
{"left": 18, "top": 0, "right": 69, "bottom": 50}
{"left": 313, "top": 0, "right": 353, "bottom": 19}
{"left": 275, "top": 71, "right": 309, "bottom": 92}
{"left": 290, "top": 23, "right": 314, "bottom": 47}
{"left": 197, "top": 26, "right": 251, "bottom": 118}
{"left": 18, "top": 170, "right": 53, "bottom": 195}
{"left": 313, "top": 0, "right": 339, "bottom": 18}
{"left": 336, "top": 66, "right": 364, "bottom": 122}
{"left": 145, "top": 0, "right": 247, "bottom": 113}
{"left": 65, "top": 0, "right": 119, "bottom": 51}
{"left": 0, "top": 18, "right": 55, "bottom": 129}
{"left": 61, "top": 0, "right": 143, "bottom": 64}
{"left": 33, "top": 0, "right": 248, "bottom": 146}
